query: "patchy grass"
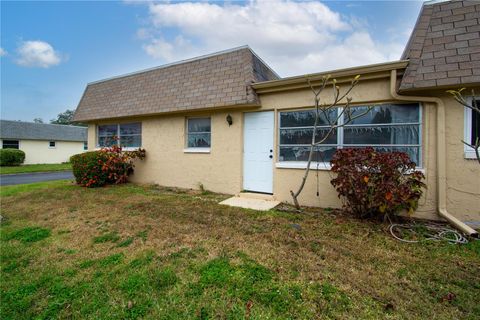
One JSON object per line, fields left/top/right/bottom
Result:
{"left": 93, "top": 232, "right": 120, "bottom": 244}
{"left": 117, "top": 237, "right": 134, "bottom": 248}
{"left": 1, "top": 182, "right": 479, "bottom": 319}
{"left": 0, "top": 163, "right": 72, "bottom": 175}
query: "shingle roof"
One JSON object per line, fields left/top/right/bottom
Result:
{"left": 74, "top": 46, "right": 279, "bottom": 122}
{"left": 400, "top": 0, "right": 480, "bottom": 91}
{"left": 0, "top": 120, "right": 87, "bottom": 142}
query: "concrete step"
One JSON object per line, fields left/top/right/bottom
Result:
{"left": 220, "top": 194, "right": 280, "bottom": 211}
{"left": 236, "top": 192, "right": 276, "bottom": 201}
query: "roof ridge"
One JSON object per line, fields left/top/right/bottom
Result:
{"left": 424, "top": 0, "right": 451, "bottom": 6}
{"left": 88, "top": 45, "right": 253, "bottom": 85}
{"left": 400, "top": 3, "right": 428, "bottom": 60}
{"left": 0, "top": 119, "right": 87, "bottom": 129}
{"left": 247, "top": 47, "right": 281, "bottom": 79}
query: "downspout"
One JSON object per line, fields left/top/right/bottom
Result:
{"left": 389, "top": 70, "right": 478, "bottom": 237}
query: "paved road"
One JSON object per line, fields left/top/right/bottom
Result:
{"left": 0, "top": 171, "right": 74, "bottom": 186}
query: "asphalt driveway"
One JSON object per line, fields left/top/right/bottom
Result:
{"left": 0, "top": 171, "right": 74, "bottom": 186}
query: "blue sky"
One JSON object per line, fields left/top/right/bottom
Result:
{"left": 1, "top": 0, "right": 423, "bottom": 122}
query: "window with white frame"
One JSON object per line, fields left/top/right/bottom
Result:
{"left": 97, "top": 123, "right": 141, "bottom": 148}
{"left": 186, "top": 118, "right": 211, "bottom": 148}
{"left": 279, "top": 103, "right": 422, "bottom": 166}
{"left": 2, "top": 140, "right": 19, "bottom": 149}
{"left": 49, "top": 141, "right": 56, "bottom": 148}
{"left": 464, "top": 98, "right": 479, "bottom": 159}
{"left": 279, "top": 108, "right": 338, "bottom": 164}
{"left": 83, "top": 142, "right": 88, "bottom": 150}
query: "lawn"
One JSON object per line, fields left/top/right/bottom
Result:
{"left": 0, "top": 163, "right": 72, "bottom": 175}
{"left": 1, "top": 181, "right": 479, "bottom": 319}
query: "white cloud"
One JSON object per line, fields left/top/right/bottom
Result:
{"left": 136, "top": 0, "right": 410, "bottom": 76}
{"left": 15, "top": 40, "right": 63, "bottom": 68}
{"left": 143, "top": 35, "right": 194, "bottom": 61}
{"left": 0, "top": 48, "right": 6, "bottom": 56}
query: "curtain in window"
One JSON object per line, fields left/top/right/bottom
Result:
{"left": 187, "top": 118, "right": 211, "bottom": 148}
{"left": 97, "top": 123, "right": 141, "bottom": 148}
{"left": 278, "top": 103, "right": 421, "bottom": 165}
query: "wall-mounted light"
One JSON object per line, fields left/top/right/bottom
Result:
{"left": 226, "top": 114, "right": 233, "bottom": 126}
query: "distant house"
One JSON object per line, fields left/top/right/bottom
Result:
{"left": 74, "top": 0, "right": 479, "bottom": 231}
{"left": 0, "top": 120, "right": 87, "bottom": 164}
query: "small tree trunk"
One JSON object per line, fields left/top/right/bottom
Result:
{"left": 290, "top": 98, "right": 320, "bottom": 209}
{"left": 288, "top": 75, "right": 363, "bottom": 210}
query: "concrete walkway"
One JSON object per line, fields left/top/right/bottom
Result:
{"left": 220, "top": 192, "right": 280, "bottom": 211}
{"left": 0, "top": 171, "right": 74, "bottom": 186}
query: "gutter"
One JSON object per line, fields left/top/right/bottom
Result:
{"left": 253, "top": 60, "right": 409, "bottom": 93}
{"left": 390, "top": 70, "right": 478, "bottom": 237}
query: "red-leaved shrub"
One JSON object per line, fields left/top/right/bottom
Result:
{"left": 71, "top": 146, "right": 145, "bottom": 188}
{"left": 330, "top": 147, "right": 425, "bottom": 219}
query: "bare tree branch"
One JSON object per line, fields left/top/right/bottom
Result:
{"left": 448, "top": 88, "right": 480, "bottom": 164}
{"left": 462, "top": 138, "right": 480, "bottom": 165}
{"left": 290, "top": 75, "right": 371, "bottom": 209}
{"left": 448, "top": 88, "right": 479, "bottom": 113}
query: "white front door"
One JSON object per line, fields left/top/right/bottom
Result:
{"left": 243, "top": 111, "right": 274, "bottom": 193}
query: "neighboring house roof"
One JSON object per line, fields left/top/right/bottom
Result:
{"left": 400, "top": 0, "right": 480, "bottom": 91}
{"left": 0, "top": 120, "right": 87, "bottom": 142}
{"left": 74, "top": 46, "right": 279, "bottom": 122}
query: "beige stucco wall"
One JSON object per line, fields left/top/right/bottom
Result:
{"left": 89, "top": 110, "right": 245, "bottom": 195}
{"left": 442, "top": 94, "right": 480, "bottom": 224}
{"left": 257, "top": 82, "right": 479, "bottom": 223}
{"left": 87, "top": 77, "right": 479, "bottom": 224}
{"left": 257, "top": 79, "right": 434, "bottom": 220}
{"left": 1, "top": 139, "right": 85, "bottom": 164}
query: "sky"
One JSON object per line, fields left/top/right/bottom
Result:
{"left": 1, "top": 0, "right": 423, "bottom": 122}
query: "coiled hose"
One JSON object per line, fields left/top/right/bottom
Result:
{"left": 389, "top": 222, "right": 471, "bottom": 244}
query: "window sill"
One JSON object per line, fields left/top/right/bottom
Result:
{"left": 276, "top": 162, "right": 332, "bottom": 170}
{"left": 276, "top": 162, "right": 426, "bottom": 173}
{"left": 464, "top": 150, "right": 478, "bottom": 160}
{"left": 183, "top": 148, "right": 211, "bottom": 154}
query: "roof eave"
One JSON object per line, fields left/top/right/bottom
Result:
{"left": 252, "top": 60, "right": 409, "bottom": 94}
{"left": 73, "top": 102, "right": 262, "bottom": 123}
{"left": 399, "top": 81, "right": 480, "bottom": 94}
{"left": 0, "top": 137, "right": 86, "bottom": 142}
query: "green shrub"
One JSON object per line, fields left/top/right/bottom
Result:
{"left": 0, "top": 149, "right": 26, "bottom": 166}
{"left": 70, "top": 151, "right": 110, "bottom": 187}
{"left": 330, "top": 147, "right": 426, "bottom": 219}
{"left": 70, "top": 146, "right": 145, "bottom": 188}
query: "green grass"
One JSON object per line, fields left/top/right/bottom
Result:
{"left": 2, "top": 226, "right": 51, "bottom": 243}
{"left": 0, "top": 180, "right": 74, "bottom": 197}
{"left": 1, "top": 182, "right": 479, "bottom": 319}
{"left": 0, "top": 162, "right": 72, "bottom": 175}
